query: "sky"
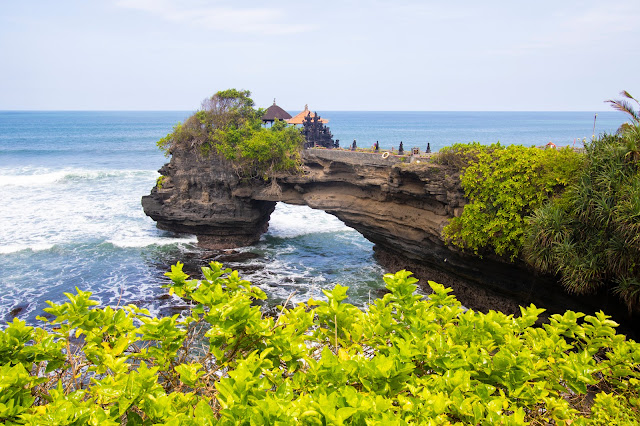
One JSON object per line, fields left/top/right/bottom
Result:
{"left": 1, "top": 0, "right": 639, "bottom": 111}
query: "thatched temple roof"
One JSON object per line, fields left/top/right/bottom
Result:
{"left": 262, "top": 100, "right": 292, "bottom": 122}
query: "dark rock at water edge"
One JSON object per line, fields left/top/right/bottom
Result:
{"left": 7, "top": 303, "right": 30, "bottom": 321}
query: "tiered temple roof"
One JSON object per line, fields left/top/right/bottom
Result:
{"left": 286, "top": 104, "right": 328, "bottom": 125}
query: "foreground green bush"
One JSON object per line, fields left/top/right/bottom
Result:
{"left": 1, "top": 264, "right": 639, "bottom": 424}
{"left": 438, "top": 143, "right": 582, "bottom": 259}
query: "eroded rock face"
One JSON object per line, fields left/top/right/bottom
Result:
{"left": 272, "top": 150, "right": 467, "bottom": 272}
{"left": 142, "top": 148, "right": 638, "bottom": 335}
{"left": 143, "top": 148, "right": 466, "bottom": 263}
{"left": 141, "top": 145, "right": 276, "bottom": 248}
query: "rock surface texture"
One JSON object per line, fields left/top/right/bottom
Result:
{"left": 141, "top": 145, "right": 277, "bottom": 249}
{"left": 143, "top": 148, "right": 637, "bottom": 334}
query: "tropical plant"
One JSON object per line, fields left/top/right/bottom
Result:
{"left": 156, "top": 90, "right": 258, "bottom": 156}
{"left": 606, "top": 90, "right": 640, "bottom": 131}
{"left": 434, "top": 142, "right": 501, "bottom": 169}
{"left": 525, "top": 92, "right": 640, "bottom": 311}
{"left": 440, "top": 143, "right": 582, "bottom": 259}
{"left": 606, "top": 90, "right": 640, "bottom": 163}
{"left": 524, "top": 133, "right": 640, "bottom": 311}
{"left": 0, "top": 263, "right": 638, "bottom": 424}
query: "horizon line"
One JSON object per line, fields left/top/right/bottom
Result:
{"left": 0, "top": 109, "right": 620, "bottom": 113}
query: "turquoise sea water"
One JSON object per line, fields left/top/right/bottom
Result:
{"left": 0, "top": 110, "right": 627, "bottom": 324}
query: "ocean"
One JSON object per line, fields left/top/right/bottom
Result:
{"left": 0, "top": 110, "right": 627, "bottom": 325}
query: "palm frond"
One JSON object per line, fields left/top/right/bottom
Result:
{"left": 606, "top": 99, "right": 640, "bottom": 123}
{"left": 620, "top": 90, "right": 640, "bottom": 107}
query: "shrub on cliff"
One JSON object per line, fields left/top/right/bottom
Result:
{"left": 1, "top": 263, "right": 639, "bottom": 424}
{"left": 524, "top": 92, "right": 640, "bottom": 312}
{"left": 157, "top": 89, "right": 305, "bottom": 180}
{"left": 525, "top": 133, "right": 640, "bottom": 312}
{"left": 438, "top": 143, "right": 582, "bottom": 260}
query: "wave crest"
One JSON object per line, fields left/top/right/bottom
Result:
{"left": 0, "top": 168, "right": 158, "bottom": 187}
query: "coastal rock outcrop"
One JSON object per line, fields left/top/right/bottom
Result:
{"left": 142, "top": 145, "right": 276, "bottom": 248}
{"left": 143, "top": 148, "right": 466, "bottom": 263}
{"left": 143, "top": 148, "right": 637, "bottom": 333}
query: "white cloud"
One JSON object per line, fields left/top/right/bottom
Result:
{"left": 115, "top": 0, "right": 313, "bottom": 34}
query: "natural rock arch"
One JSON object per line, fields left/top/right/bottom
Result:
{"left": 142, "top": 148, "right": 635, "bottom": 332}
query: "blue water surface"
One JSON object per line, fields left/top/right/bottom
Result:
{"left": 317, "top": 111, "right": 625, "bottom": 151}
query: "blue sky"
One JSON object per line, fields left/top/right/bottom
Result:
{"left": 1, "top": 0, "right": 638, "bottom": 111}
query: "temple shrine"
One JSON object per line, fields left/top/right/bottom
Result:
{"left": 261, "top": 99, "right": 292, "bottom": 126}
{"left": 262, "top": 102, "right": 336, "bottom": 149}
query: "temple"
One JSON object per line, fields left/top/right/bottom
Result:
{"left": 302, "top": 111, "right": 337, "bottom": 148}
{"left": 286, "top": 104, "right": 328, "bottom": 125}
{"left": 262, "top": 101, "right": 335, "bottom": 149}
{"left": 261, "top": 100, "right": 291, "bottom": 126}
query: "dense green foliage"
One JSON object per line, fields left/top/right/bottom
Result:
{"left": 438, "top": 143, "right": 582, "bottom": 259}
{"left": 524, "top": 91, "right": 640, "bottom": 311}
{"left": 157, "top": 89, "right": 305, "bottom": 180}
{"left": 525, "top": 133, "right": 640, "bottom": 311}
{"left": 1, "top": 263, "right": 639, "bottom": 424}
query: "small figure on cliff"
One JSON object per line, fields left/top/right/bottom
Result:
{"left": 351, "top": 140, "right": 357, "bottom": 151}
{"left": 398, "top": 141, "right": 404, "bottom": 154}
{"left": 374, "top": 141, "right": 379, "bottom": 152}
{"left": 426, "top": 142, "right": 431, "bottom": 153}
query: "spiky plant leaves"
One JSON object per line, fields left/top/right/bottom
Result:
{"left": 606, "top": 90, "right": 640, "bottom": 125}
{"left": 606, "top": 99, "right": 640, "bottom": 123}
{"left": 524, "top": 202, "right": 568, "bottom": 273}
{"left": 605, "top": 90, "right": 640, "bottom": 164}
{"left": 621, "top": 90, "right": 634, "bottom": 100}
{"left": 613, "top": 277, "right": 640, "bottom": 313}
{"left": 525, "top": 133, "right": 640, "bottom": 311}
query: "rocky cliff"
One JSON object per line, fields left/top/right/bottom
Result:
{"left": 143, "top": 148, "right": 465, "bottom": 266}
{"left": 143, "top": 148, "right": 637, "bottom": 333}
{"left": 142, "top": 145, "right": 277, "bottom": 249}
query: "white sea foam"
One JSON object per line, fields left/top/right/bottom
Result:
{"left": 0, "top": 243, "right": 55, "bottom": 255}
{"left": 107, "top": 234, "right": 197, "bottom": 248}
{"left": 267, "top": 203, "right": 354, "bottom": 238}
{"left": 0, "top": 166, "right": 176, "bottom": 254}
{"left": 0, "top": 171, "right": 69, "bottom": 186}
{"left": 0, "top": 167, "right": 157, "bottom": 187}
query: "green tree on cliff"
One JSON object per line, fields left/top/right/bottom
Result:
{"left": 525, "top": 92, "right": 640, "bottom": 311}
{"left": 156, "top": 89, "right": 304, "bottom": 181}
